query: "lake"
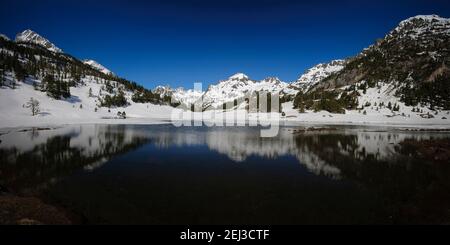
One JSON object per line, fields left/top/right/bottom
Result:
{"left": 1, "top": 124, "right": 449, "bottom": 224}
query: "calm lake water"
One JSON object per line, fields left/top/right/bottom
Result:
{"left": 1, "top": 124, "right": 450, "bottom": 224}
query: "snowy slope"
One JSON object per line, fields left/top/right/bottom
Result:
{"left": 172, "top": 87, "right": 204, "bottom": 106}
{"left": 291, "top": 60, "right": 346, "bottom": 92}
{"left": 0, "top": 34, "right": 10, "bottom": 41}
{"left": 201, "top": 73, "right": 297, "bottom": 109}
{"left": 0, "top": 73, "right": 448, "bottom": 128}
{"left": 153, "top": 73, "right": 298, "bottom": 110}
{"left": 15, "top": 29, "right": 63, "bottom": 53}
{"left": 83, "top": 59, "right": 114, "bottom": 75}
{"left": 2, "top": 15, "right": 450, "bottom": 128}
{"left": 153, "top": 85, "right": 173, "bottom": 98}
{"left": 0, "top": 73, "right": 179, "bottom": 128}
{"left": 389, "top": 14, "right": 450, "bottom": 40}
{"left": 152, "top": 85, "right": 203, "bottom": 107}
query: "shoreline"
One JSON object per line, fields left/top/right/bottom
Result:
{"left": 1, "top": 118, "right": 450, "bottom": 133}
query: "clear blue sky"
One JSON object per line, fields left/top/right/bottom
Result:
{"left": 1, "top": 0, "right": 450, "bottom": 89}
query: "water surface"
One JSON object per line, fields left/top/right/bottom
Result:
{"left": 1, "top": 124, "right": 449, "bottom": 224}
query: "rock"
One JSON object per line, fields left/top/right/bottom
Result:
{"left": 0, "top": 196, "right": 72, "bottom": 225}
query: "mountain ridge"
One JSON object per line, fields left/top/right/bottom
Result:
{"left": 15, "top": 29, "right": 63, "bottom": 53}
{"left": 1, "top": 14, "right": 449, "bottom": 121}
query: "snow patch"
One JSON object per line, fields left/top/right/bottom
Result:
{"left": 15, "top": 29, "right": 63, "bottom": 53}
{"left": 83, "top": 59, "right": 114, "bottom": 75}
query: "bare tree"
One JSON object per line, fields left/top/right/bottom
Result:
{"left": 26, "top": 97, "right": 40, "bottom": 116}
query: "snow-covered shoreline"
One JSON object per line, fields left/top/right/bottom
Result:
{"left": 1, "top": 77, "right": 449, "bottom": 130}
{"left": 1, "top": 114, "right": 450, "bottom": 131}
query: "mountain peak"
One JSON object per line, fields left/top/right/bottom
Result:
{"left": 390, "top": 14, "right": 450, "bottom": 40}
{"left": 292, "top": 59, "right": 345, "bottom": 91}
{"left": 229, "top": 73, "right": 249, "bottom": 81}
{"left": 15, "top": 29, "right": 63, "bottom": 53}
{"left": 400, "top": 14, "right": 449, "bottom": 24}
{"left": 83, "top": 59, "right": 113, "bottom": 75}
{"left": 0, "top": 33, "right": 10, "bottom": 41}
{"left": 262, "top": 77, "right": 282, "bottom": 84}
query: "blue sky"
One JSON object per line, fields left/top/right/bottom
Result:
{"left": 1, "top": 0, "right": 450, "bottom": 89}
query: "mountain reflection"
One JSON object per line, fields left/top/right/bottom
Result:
{"left": 1, "top": 124, "right": 450, "bottom": 224}
{"left": 0, "top": 125, "right": 150, "bottom": 193}
{"left": 141, "top": 127, "right": 448, "bottom": 179}
{"left": 1, "top": 125, "right": 449, "bottom": 193}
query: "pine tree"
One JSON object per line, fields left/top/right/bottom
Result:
{"left": 0, "top": 70, "right": 3, "bottom": 86}
{"left": 14, "top": 66, "right": 26, "bottom": 82}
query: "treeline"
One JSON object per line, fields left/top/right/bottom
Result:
{"left": 0, "top": 37, "right": 170, "bottom": 107}
{"left": 100, "top": 90, "right": 128, "bottom": 107}
{"left": 293, "top": 88, "right": 359, "bottom": 114}
{"left": 41, "top": 74, "right": 71, "bottom": 98}
{"left": 398, "top": 73, "right": 450, "bottom": 110}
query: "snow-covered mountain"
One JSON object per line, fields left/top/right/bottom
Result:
{"left": 197, "top": 73, "right": 297, "bottom": 110}
{"left": 172, "top": 88, "right": 204, "bottom": 106}
{"left": 153, "top": 85, "right": 174, "bottom": 98}
{"left": 155, "top": 60, "right": 348, "bottom": 109}
{"left": 291, "top": 59, "right": 346, "bottom": 92}
{"left": 0, "top": 33, "right": 10, "bottom": 41}
{"left": 83, "top": 59, "right": 114, "bottom": 75}
{"left": 0, "top": 29, "right": 173, "bottom": 127}
{"left": 389, "top": 14, "right": 450, "bottom": 41}
{"left": 1, "top": 15, "right": 450, "bottom": 128}
{"left": 316, "top": 14, "right": 450, "bottom": 90}
{"left": 152, "top": 85, "right": 203, "bottom": 106}
{"left": 15, "top": 29, "right": 63, "bottom": 53}
{"left": 292, "top": 14, "right": 450, "bottom": 115}
{"left": 153, "top": 73, "right": 298, "bottom": 110}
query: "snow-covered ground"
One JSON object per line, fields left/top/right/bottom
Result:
{"left": 1, "top": 77, "right": 449, "bottom": 129}
{"left": 0, "top": 76, "right": 177, "bottom": 128}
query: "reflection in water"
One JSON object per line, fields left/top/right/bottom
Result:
{"left": 0, "top": 125, "right": 150, "bottom": 193}
{"left": 0, "top": 124, "right": 449, "bottom": 224}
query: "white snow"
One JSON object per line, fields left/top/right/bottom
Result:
{"left": 0, "top": 75, "right": 179, "bottom": 128}
{"left": 172, "top": 87, "right": 204, "bottom": 106}
{"left": 280, "top": 79, "right": 450, "bottom": 128}
{"left": 229, "top": 73, "right": 249, "bottom": 80}
{"left": 0, "top": 34, "right": 10, "bottom": 41}
{"left": 15, "top": 29, "right": 63, "bottom": 53}
{"left": 2, "top": 18, "right": 450, "bottom": 130}
{"left": 291, "top": 60, "right": 345, "bottom": 92}
{"left": 1, "top": 75, "right": 449, "bottom": 129}
{"left": 390, "top": 14, "right": 450, "bottom": 40}
{"left": 83, "top": 59, "right": 114, "bottom": 75}
{"left": 200, "top": 73, "right": 297, "bottom": 109}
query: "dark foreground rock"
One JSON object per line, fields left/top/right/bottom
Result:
{"left": 0, "top": 195, "right": 72, "bottom": 225}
